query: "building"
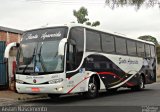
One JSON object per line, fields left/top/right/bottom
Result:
{"left": 0, "top": 26, "right": 23, "bottom": 44}
{"left": 0, "top": 26, "right": 23, "bottom": 89}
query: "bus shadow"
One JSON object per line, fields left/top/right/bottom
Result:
{"left": 21, "top": 88, "right": 154, "bottom": 105}
{"left": 100, "top": 88, "right": 153, "bottom": 97}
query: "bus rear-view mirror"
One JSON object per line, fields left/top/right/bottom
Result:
{"left": 58, "top": 38, "right": 67, "bottom": 56}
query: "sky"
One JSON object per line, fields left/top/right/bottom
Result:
{"left": 0, "top": 0, "right": 160, "bottom": 42}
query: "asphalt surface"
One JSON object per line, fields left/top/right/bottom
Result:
{"left": 12, "top": 82, "right": 160, "bottom": 106}
{"left": 1, "top": 82, "right": 160, "bottom": 112}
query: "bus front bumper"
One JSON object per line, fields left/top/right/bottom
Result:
{"left": 16, "top": 83, "right": 65, "bottom": 94}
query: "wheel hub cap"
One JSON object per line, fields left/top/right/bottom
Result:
{"left": 89, "top": 83, "right": 96, "bottom": 93}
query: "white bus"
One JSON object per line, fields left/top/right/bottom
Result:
{"left": 16, "top": 24, "right": 157, "bottom": 99}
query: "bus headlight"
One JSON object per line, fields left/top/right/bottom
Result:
{"left": 48, "top": 78, "right": 63, "bottom": 84}
{"left": 16, "top": 79, "right": 24, "bottom": 84}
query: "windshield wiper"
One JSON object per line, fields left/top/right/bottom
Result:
{"left": 38, "top": 45, "right": 47, "bottom": 72}
{"left": 22, "top": 47, "right": 36, "bottom": 73}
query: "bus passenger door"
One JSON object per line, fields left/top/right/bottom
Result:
{"left": 66, "top": 43, "right": 76, "bottom": 71}
{"left": 65, "top": 27, "right": 85, "bottom": 93}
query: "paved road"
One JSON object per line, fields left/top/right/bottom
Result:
{"left": 12, "top": 82, "right": 160, "bottom": 106}
{"left": 0, "top": 98, "right": 17, "bottom": 106}
{"left": 2, "top": 82, "right": 160, "bottom": 112}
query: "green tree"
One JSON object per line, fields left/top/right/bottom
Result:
{"left": 105, "top": 0, "right": 160, "bottom": 9}
{"left": 92, "top": 21, "right": 100, "bottom": 27}
{"left": 138, "top": 35, "right": 159, "bottom": 45}
{"left": 73, "top": 7, "right": 100, "bottom": 27}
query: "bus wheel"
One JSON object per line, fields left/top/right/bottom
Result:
{"left": 48, "top": 94, "right": 60, "bottom": 100}
{"left": 131, "top": 75, "right": 145, "bottom": 91}
{"left": 83, "top": 77, "right": 98, "bottom": 98}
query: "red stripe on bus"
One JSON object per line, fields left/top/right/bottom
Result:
{"left": 97, "top": 72, "right": 135, "bottom": 86}
{"left": 67, "top": 77, "right": 89, "bottom": 94}
{"left": 98, "top": 72, "right": 121, "bottom": 79}
{"left": 126, "top": 82, "right": 134, "bottom": 86}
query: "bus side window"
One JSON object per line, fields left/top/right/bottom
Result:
{"left": 150, "top": 45, "right": 155, "bottom": 58}
{"left": 66, "top": 44, "right": 76, "bottom": 71}
{"left": 145, "top": 44, "right": 151, "bottom": 58}
{"left": 137, "top": 42, "right": 145, "bottom": 57}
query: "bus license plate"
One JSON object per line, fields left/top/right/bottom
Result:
{"left": 31, "top": 88, "right": 40, "bottom": 92}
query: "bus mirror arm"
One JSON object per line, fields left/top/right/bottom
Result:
{"left": 58, "top": 38, "right": 67, "bottom": 56}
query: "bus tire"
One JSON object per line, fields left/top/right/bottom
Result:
{"left": 131, "top": 75, "right": 145, "bottom": 91}
{"left": 83, "top": 76, "right": 98, "bottom": 99}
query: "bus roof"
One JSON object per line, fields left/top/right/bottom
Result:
{"left": 24, "top": 23, "right": 155, "bottom": 45}
{"left": 67, "top": 23, "right": 155, "bottom": 45}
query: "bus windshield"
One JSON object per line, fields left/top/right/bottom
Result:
{"left": 16, "top": 27, "right": 68, "bottom": 74}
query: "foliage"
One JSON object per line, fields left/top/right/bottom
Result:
{"left": 92, "top": 21, "right": 100, "bottom": 27}
{"left": 73, "top": 7, "right": 89, "bottom": 24}
{"left": 138, "top": 35, "right": 159, "bottom": 45}
{"left": 105, "top": 0, "right": 160, "bottom": 9}
{"left": 73, "top": 7, "right": 100, "bottom": 27}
